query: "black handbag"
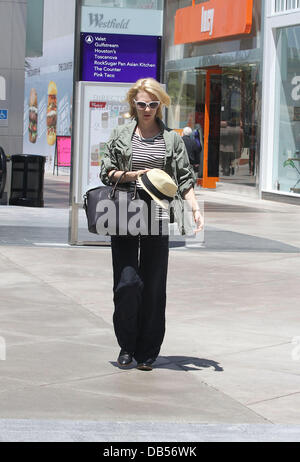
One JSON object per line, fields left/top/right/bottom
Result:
{"left": 83, "top": 171, "right": 147, "bottom": 236}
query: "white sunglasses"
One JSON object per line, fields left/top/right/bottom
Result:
{"left": 134, "top": 99, "right": 160, "bottom": 110}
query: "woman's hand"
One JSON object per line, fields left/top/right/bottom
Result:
{"left": 193, "top": 209, "right": 204, "bottom": 233}
{"left": 108, "top": 169, "right": 150, "bottom": 183}
{"left": 134, "top": 169, "right": 151, "bottom": 180}
{"left": 124, "top": 169, "right": 151, "bottom": 182}
{"left": 183, "top": 186, "right": 204, "bottom": 234}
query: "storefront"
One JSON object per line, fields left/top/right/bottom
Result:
{"left": 164, "top": 0, "right": 263, "bottom": 189}
{"left": 261, "top": 0, "right": 300, "bottom": 202}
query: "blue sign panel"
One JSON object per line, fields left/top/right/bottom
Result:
{"left": 0, "top": 109, "right": 8, "bottom": 120}
{"left": 80, "top": 32, "right": 161, "bottom": 83}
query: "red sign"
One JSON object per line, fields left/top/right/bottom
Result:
{"left": 174, "top": 0, "right": 253, "bottom": 45}
{"left": 89, "top": 102, "right": 106, "bottom": 109}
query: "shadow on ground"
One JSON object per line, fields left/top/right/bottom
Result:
{"left": 110, "top": 356, "right": 223, "bottom": 372}
{"left": 161, "top": 356, "right": 224, "bottom": 372}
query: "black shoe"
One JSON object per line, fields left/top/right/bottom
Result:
{"left": 117, "top": 349, "right": 133, "bottom": 367}
{"left": 137, "top": 359, "right": 155, "bottom": 371}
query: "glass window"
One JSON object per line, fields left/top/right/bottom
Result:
{"left": 26, "top": 0, "right": 44, "bottom": 57}
{"left": 220, "top": 66, "right": 259, "bottom": 184}
{"left": 81, "top": 0, "right": 163, "bottom": 9}
{"left": 274, "top": 0, "right": 300, "bottom": 13}
{"left": 166, "top": 70, "right": 197, "bottom": 129}
{"left": 273, "top": 25, "right": 300, "bottom": 193}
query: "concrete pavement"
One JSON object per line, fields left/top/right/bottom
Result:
{"left": 0, "top": 175, "right": 300, "bottom": 441}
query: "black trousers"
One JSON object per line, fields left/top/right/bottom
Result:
{"left": 111, "top": 234, "right": 169, "bottom": 363}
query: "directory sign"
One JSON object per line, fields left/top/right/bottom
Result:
{"left": 80, "top": 32, "right": 161, "bottom": 83}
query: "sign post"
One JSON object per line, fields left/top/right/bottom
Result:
{"left": 69, "top": 2, "right": 163, "bottom": 245}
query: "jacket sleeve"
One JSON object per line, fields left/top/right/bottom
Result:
{"left": 173, "top": 132, "right": 196, "bottom": 196}
{"left": 99, "top": 128, "right": 119, "bottom": 185}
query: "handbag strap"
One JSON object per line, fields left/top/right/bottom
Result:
{"left": 132, "top": 180, "right": 137, "bottom": 200}
{"left": 83, "top": 170, "right": 125, "bottom": 209}
{"left": 110, "top": 171, "right": 138, "bottom": 200}
{"left": 108, "top": 169, "right": 117, "bottom": 184}
{"left": 109, "top": 171, "right": 127, "bottom": 198}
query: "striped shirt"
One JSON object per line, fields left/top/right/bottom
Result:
{"left": 131, "top": 131, "right": 169, "bottom": 220}
{"left": 132, "top": 132, "right": 165, "bottom": 173}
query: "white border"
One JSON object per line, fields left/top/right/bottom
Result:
{"left": 260, "top": 1, "right": 300, "bottom": 194}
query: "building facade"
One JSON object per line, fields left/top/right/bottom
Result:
{"left": 164, "top": 0, "right": 300, "bottom": 202}
{"left": 0, "top": 0, "right": 27, "bottom": 157}
{"left": 261, "top": 0, "right": 300, "bottom": 203}
{"left": 163, "top": 0, "right": 263, "bottom": 191}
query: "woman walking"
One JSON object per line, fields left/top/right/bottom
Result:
{"left": 100, "top": 78, "right": 203, "bottom": 371}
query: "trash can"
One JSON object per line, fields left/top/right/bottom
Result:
{"left": 9, "top": 154, "right": 46, "bottom": 207}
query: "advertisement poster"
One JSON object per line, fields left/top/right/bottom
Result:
{"left": 81, "top": 32, "right": 161, "bottom": 83}
{"left": 23, "top": 34, "right": 74, "bottom": 171}
{"left": 76, "top": 82, "right": 131, "bottom": 201}
{"left": 56, "top": 136, "right": 71, "bottom": 167}
{"left": 88, "top": 95, "right": 130, "bottom": 185}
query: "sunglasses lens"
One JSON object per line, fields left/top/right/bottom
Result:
{"left": 135, "top": 101, "right": 160, "bottom": 110}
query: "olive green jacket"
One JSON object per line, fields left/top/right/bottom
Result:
{"left": 99, "top": 119, "right": 196, "bottom": 235}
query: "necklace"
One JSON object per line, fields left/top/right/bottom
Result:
{"left": 137, "top": 126, "right": 160, "bottom": 140}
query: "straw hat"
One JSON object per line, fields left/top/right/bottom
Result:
{"left": 138, "top": 168, "right": 178, "bottom": 209}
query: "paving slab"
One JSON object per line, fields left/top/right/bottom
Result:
{"left": 249, "top": 394, "right": 300, "bottom": 425}
{"left": 189, "top": 360, "right": 300, "bottom": 407}
{"left": 0, "top": 339, "right": 122, "bottom": 385}
{"left": 1, "top": 189, "right": 300, "bottom": 438}
{"left": 163, "top": 321, "right": 288, "bottom": 357}
{"left": 0, "top": 372, "right": 267, "bottom": 423}
{"left": 0, "top": 246, "right": 113, "bottom": 283}
{"left": 0, "top": 377, "right": 34, "bottom": 393}
{"left": 0, "top": 306, "right": 108, "bottom": 339}
{"left": 212, "top": 343, "right": 300, "bottom": 377}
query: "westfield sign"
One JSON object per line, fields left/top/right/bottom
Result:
{"left": 174, "top": 0, "right": 253, "bottom": 45}
{"left": 88, "top": 13, "right": 130, "bottom": 30}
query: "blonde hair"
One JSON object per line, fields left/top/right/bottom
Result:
{"left": 126, "top": 78, "right": 171, "bottom": 120}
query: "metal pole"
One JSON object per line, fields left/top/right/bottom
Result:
{"left": 69, "top": 0, "right": 82, "bottom": 245}
{"left": 202, "top": 71, "right": 211, "bottom": 186}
